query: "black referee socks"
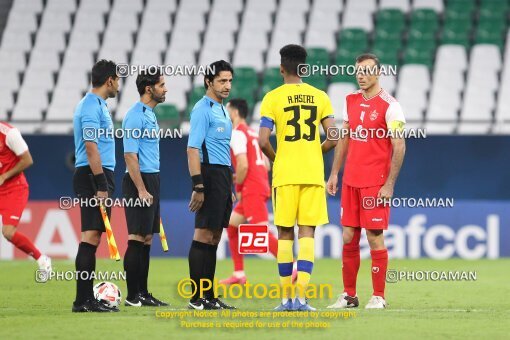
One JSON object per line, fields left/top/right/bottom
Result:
{"left": 74, "top": 242, "right": 97, "bottom": 305}
{"left": 188, "top": 240, "right": 218, "bottom": 302}
{"left": 203, "top": 243, "right": 218, "bottom": 300}
{"left": 139, "top": 244, "right": 151, "bottom": 295}
{"left": 124, "top": 240, "right": 144, "bottom": 300}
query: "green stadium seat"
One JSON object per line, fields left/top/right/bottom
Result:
{"left": 479, "top": 9, "right": 507, "bottom": 23}
{"left": 375, "top": 28, "right": 403, "bottom": 42}
{"left": 233, "top": 67, "right": 258, "bottom": 85}
{"left": 263, "top": 67, "right": 281, "bottom": 83}
{"left": 406, "top": 38, "right": 436, "bottom": 54}
{"left": 444, "top": 7, "right": 473, "bottom": 21}
{"left": 303, "top": 75, "right": 327, "bottom": 91}
{"left": 477, "top": 18, "right": 507, "bottom": 33}
{"left": 335, "top": 47, "right": 365, "bottom": 66}
{"left": 408, "top": 25, "right": 436, "bottom": 41}
{"left": 446, "top": 0, "right": 476, "bottom": 12}
{"left": 338, "top": 28, "right": 367, "bottom": 43}
{"left": 155, "top": 104, "right": 180, "bottom": 128}
{"left": 373, "top": 37, "right": 403, "bottom": 51}
{"left": 188, "top": 86, "right": 203, "bottom": 105}
{"left": 410, "top": 9, "right": 439, "bottom": 26}
{"left": 307, "top": 48, "right": 330, "bottom": 66}
{"left": 371, "top": 48, "right": 399, "bottom": 66}
{"left": 479, "top": 0, "right": 509, "bottom": 11}
{"left": 443, "top": 19, "right": 472, "bottom": 36}
{"left": 376, "top": 9, "right": 405, "bottom": 32}
{"left": 441, "top": 29, "right": 470, "bottom": 47}
{"left": 475, "top": 29, "right": 505, "bottom": 48}
{"left": 403, "top": 48, "right": 433, "bottom": 68}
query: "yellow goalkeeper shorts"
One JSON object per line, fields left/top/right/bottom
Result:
{"left": 272, "top": 184, "right": 329, "bottom": 227}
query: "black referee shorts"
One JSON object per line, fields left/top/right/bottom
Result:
{"left": 73, "top": 166, "right": 115, "bottom": 232}
{"left": 195, "top": 164, "right": 233, "bottom": 230}
{"left": 122, "top": 172, "right": 160, "bottom": 236}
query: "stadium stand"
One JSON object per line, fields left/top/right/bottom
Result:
{"left": 0, "top": 0, "right": 509, "bottom": 134}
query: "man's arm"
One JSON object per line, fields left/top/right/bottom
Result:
{"left": 378, "top": 136, "right": 405, "bottom": 199}
{"left": 85, "top": 142, "right": 109, "bottom": 197}
{"left": 321, "top": 117, "right": 338, "bottom": 153}
{"left": 125, "top": 153, "right": 153, "bottom": 205}
{"left": 258, "top": 127, "right": 275, "bottom": 162}
{"left": 326, "top": 121, "right": 350, "bottom": 195}
{"left": 0, "top": 151, "right": 33, "bottom": 186}
{"left": 234, "top": 154, "right": 248, "bottom": 184}
{"left": 187, "top": 147, "right": 204, "bottom": 212}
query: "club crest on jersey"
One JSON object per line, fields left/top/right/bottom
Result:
{"left": 370, "top": 110, "right": 379, "bottom": 121}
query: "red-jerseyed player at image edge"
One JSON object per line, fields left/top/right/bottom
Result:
{"left": 327, "top": 54, "right": 406, "bottom": 309}
{"left": 220, "top": 99, "right": 297, "bottom": 285}
{"left": 0, "top": 122, "right": 52, "bottom": 273}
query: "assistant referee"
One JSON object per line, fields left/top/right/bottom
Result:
{"left": 72, "top": 59, "right": 119, "bottom": 313}
{"left": 187, "top": 60, "right": 236, "bottom": 310}
{"left": 122, "top": 69, "right": 168, "bottom": 307}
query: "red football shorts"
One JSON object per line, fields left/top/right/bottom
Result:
{"left": 233, "top": 194, "right": 269, "bottom": 224}
{"left": 0, "top": 186, "right": 29, "bottom": 227}
{"left": 340, "top": 183, "right": 390, "bottom": 230}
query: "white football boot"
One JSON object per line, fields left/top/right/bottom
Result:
{"left": 37, "top": 255, "right": 52, "bottom": 274}
{"left": 365, "top": 295, "right": 386, "bottom": 309}
{"left": 327, "top": 292, "right": 359, "bottom": 308}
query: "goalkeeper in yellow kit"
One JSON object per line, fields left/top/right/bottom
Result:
{"left": 258, "top": 44, "right": 338, "bottom": 311}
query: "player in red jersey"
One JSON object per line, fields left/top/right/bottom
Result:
{"left": 0, "top": 122, "right": 52, "bottom": 273}
{"left": 219, "top": 99, "right": 291, "bottom": 285}
{"left": 326, "top": 54, "right": 406, "bottom": 309}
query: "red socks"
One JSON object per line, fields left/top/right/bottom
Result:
{"left": 370, "top": 249, "right": 388, "bottom": 298}
{"left": 227, "top": 226, "right": 244, "bottom": 271}
{"left": 342, "top": 228, "right": 361, "bottom": 297}
{"left": 10, "top": 231, "right": 41, "bottom": 260}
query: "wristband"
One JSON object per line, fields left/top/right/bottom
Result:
{"left": 94, "top": 173, "right": 108, "bottom": 192}
{"left": 193, "top": 186, "right": 205, "bottom": 193}
{"left": 191, "top": 174, "right": 203, "bottom": 187}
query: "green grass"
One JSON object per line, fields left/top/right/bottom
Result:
{"left": 0, "top": 258, "right": 509, "bottom": 339}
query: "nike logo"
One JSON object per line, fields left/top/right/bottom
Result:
{"left": 126, "top": 300, "right": 142, "bottom": 307}
{"left": 189, "top": 302, "right": 204, "bottom": 310}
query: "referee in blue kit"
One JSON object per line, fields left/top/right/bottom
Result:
{"left": 187, "top": 60, "right": 236, "bottom": 310}
{"left": 72, "top": 59, "right": 119, "bottom": 313}
{"left": 122, "top": 68, "right": 168, "bottom": 307}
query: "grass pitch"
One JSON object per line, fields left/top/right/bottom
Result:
{"left": 0, "top": 258, "right": 508, "bottom": 339}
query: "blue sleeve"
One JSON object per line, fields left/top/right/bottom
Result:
{"left": 81, "top": 99, "right": 101, "bottom": 143}
{"left": 123, "top": 111, "right": 143, "bottom": 154}
{"left": 188, "top": 106, "right": 209, "bottom": 149}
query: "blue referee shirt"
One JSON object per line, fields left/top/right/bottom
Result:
{"left": 122, "top": 102, "right": 160, "bottom": 173}
{"left": 188, "top": 95, "right": 232, "bottom": 166}
{"left": 73, "top": 92, "right": 115, "bottom": 171}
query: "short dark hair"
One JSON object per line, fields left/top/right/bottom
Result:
{"left": 136, "top": 67, "right": 163, "bottom": 96}
{"left": 280, "top": 44, "right": 307, "bottom": 76}
{"left": 356, "top": 53, "right": 381, "bottom": 70}
{"left": 203, "top": 60, "right": 234, "bottom": 89}
{"left": 228, "top": 99, "right": 248, "bottom": 119}
{"left": 91, "top": 59, "right": 118, "bottom": 88}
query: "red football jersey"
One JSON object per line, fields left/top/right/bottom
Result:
{"left": 342, "top": 89, "right": 405, "bottom": 188}
{"left": 0, "top": 122, "right": 29, "bottom": 192}
{"left": 230, "top": 123, "right": 270, "bottom": 197}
